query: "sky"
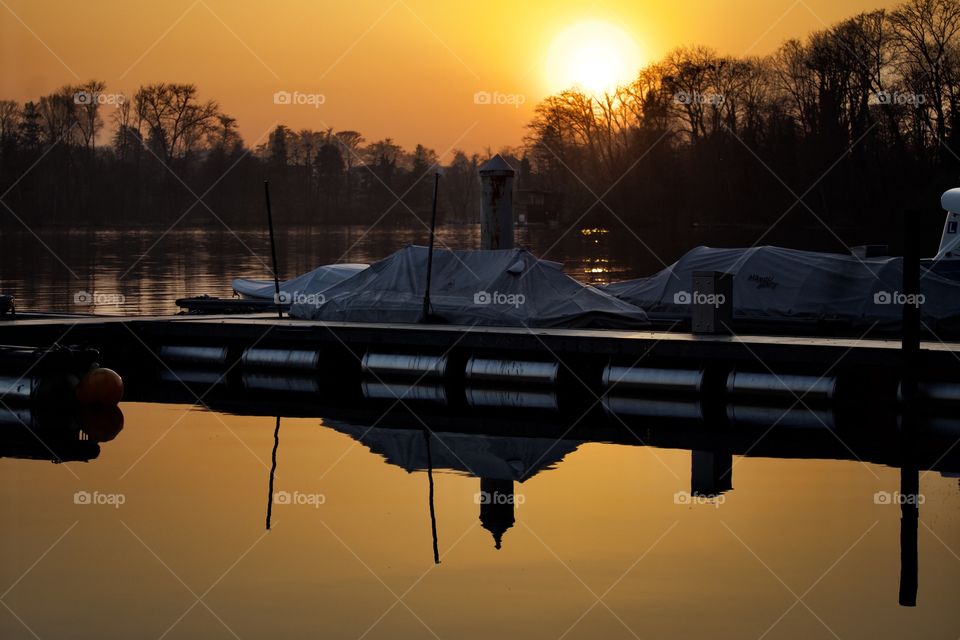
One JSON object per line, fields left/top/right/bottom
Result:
{"left": 0, "top": 0, "right": 902, "bottom": 158}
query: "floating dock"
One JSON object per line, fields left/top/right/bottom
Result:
{"left": 1, "top": 313, "right": 959, "bottom": 410}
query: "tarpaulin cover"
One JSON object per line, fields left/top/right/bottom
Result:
{"left": 289, "top": 245, "right": 649, "bottom": 328}
{"left": 602, "top": 245, "right": 960, "bottom": 330}
{"left": 232, "top": 263, "right": 368, "bottom": 300}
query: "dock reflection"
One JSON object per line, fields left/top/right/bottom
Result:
{"left": 124, "top": 367, "right": 960, "bottom": 607}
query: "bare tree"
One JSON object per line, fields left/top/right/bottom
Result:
{"left": 134, "top": 83, "right": 220, "bottom": 164}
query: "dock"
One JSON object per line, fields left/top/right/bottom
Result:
{"left": 2, "top": 313, "right": 959, "bottom": 413}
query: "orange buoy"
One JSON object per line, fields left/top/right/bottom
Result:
{"left": 75, "top": 368, "right": 124, "bottom": 406}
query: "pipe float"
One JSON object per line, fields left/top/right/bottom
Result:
{"left": 0, "top": 375, "right": 36, "bottom": 403}
{"left": 465, "top": 357, "right": 558, "bottom": 385}
{"left": 361, "top": 353, "right": 448, "bottom": 378}
{"left": 158, "top": 345, "right": 229, "bottom": 366}
{"left": 242, "top": 348, "right": 320, "bottom": 371}
{"left": 898, "top": 381, "right": 960, "bottom": 405}
{"left": 726, "top": 370, "right": 836, "bottom": 402}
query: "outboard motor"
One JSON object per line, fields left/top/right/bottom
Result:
{"left": 935, "top": 188, "right": 960, "bottom": 261}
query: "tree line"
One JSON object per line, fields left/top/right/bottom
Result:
{"left": 525, "top": 0, "right": 960, "bottom": 251}
{"left": 2, "top": 0, "right": 960, "bottom": 255}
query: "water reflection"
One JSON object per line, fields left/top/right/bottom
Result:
{"left": 135, "top": 364, "right": 959, "bottom": 614}
{"left": 0, "top": 405, "right": 123, "bottom": 463}
{"left": 2, "top": 390, "right": 958, "bottom": 636}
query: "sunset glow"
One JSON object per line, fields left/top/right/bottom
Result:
{"left": 545, "top": 20, "right": 642, "bottom": 94}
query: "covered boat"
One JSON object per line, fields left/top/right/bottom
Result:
{"left": 289, "top": 245, "right": 649, "bottom": 328}
{"left": 232, "top": 263, "right": 367, "bottom": 301}
{"left": 602, "top": 245, "right": 960, "bottom": 332}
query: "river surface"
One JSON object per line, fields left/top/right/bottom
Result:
{"left": 1, "top": 225, "right": 959, "bottom": 638}
{"left": 1, "top": 402, "right": 958, "bottom": 639}
{"left": 0, "top": 225, "right": 656, "bottom": 315}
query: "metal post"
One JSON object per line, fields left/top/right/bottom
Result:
{"left": 899, "top": 209, "right": 921, "bottom": 607}
{"left": 479, "top": 154, "right": 515, "bottom": 250}
{"left": 420, "top": 173, "right": 440, "bottom": 323}
{"left": 902, "top": 210, "right": 921, "bottom": 361}
{"left": 263, "top": 181, "right": 283, "bottom": 319}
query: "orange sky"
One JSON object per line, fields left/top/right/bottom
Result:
{"left": 1, "top": 0, "right": 901, "bottom": 158}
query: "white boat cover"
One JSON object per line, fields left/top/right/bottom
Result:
{"left": 326, "top": 421, "right": 580, "bottom": 481}
{"left": 232, "top": 263, "right": 368, "bottom": 300}
{"left": 289, "top": 245, "right": 649, "bottom": 328}
{"left": 602, "top": 245, "right": 960, "bottom": 330}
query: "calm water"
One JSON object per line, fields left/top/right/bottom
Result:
{"left": 2, "top": 225, "right": 959, "bottom": 638}
{"left": 0, "top": 402, "right": 958, "bottom": 638}
{"left": 0, "top": 225, "right": 650, "bottom": 315}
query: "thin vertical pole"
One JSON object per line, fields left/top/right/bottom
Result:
{"left": 420, "top": 173, "right": 440, "bottom": 323}
{"left": 266, "top": 416, "right": 281, "bottom": 530}
{"left": 899, "top": 209, "right": 920, "bottom": 606}
{"left": 264, "top": 180, "right": 283, "bottom": 319}
{"left": 423, "top": 429, "right": 440, "bottom": 564}
{"left": 902, "top": 209, "right": 921, "bottom": 362}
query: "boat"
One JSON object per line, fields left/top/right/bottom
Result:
{"left": 287, "top": 245, "right": 649, "bottom": 328}
{"left": 232, "top": 263, "right": 368, "bottom": 301}
{"left": 599, "top": 188, "right": 960, "bottom": 335}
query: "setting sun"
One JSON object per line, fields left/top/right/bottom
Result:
{"left": 545, "top": 20, "right": 642, "bottom": 95}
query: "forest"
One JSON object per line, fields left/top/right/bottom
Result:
{"left": 2, "top": 0, "right": 960, "bottom": 252}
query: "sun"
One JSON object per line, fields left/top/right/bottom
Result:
{"left": 546, "top": 21, "right": 641, "bottom": 96}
